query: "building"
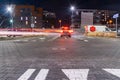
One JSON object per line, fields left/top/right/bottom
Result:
{"left": 72, "top": 9, "right": 118, "bottom": 29}
{"left": 42, "top": 11, "right": 56, "bottom": 28}
{"left": 93, "top": 10, "right": 117, "bottom": 27}
{"left": 14, "top": 5, "right": 43, "bottom": 28}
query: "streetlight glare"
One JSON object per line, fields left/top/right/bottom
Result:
{"left": 7, "top": 6, "right": 12, "bottom": 13}
{"left": 10, "top": 19, "right": 13, "bottom": 23}
{"left": 70, "top": 5, "right": 76, "bottom": 28}
{"left": 70, "top": 6, "right": 75, "bottom": 11}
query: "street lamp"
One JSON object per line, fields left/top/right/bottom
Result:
{"left": 70, "top": 6, "right": 75, "bottom": 28}
{"left": 59, "top": 20, "right": 62, "bottom": 28}
{"left": 7, "top": 5, "right": 14, "bottom": 29}
{"left": 70, "top": 6, "right": 75, "bottom": 11}
{"left": 7, "top": 6, "right": 13, "bottom": 13}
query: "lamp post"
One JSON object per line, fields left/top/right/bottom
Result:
{"left": 113, "top": 13, "right": 119, "bottom": 37}
{"left": 70, "top": 6, "right": 75, "bottom": 28}
{"left": 7, "top": 5, "right": 14, "bottom": 30}
{"left": 59, "top": 20, "right": 62, "bottom": 28}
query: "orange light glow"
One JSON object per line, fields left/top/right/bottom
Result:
{"left": 60, "top": 30, "right": 63, "bottom": 33}
{"left": 68, "top": 30, "right": 73, "bottom": 33}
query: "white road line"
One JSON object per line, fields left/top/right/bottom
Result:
{"left": 34, "top": 69, "right": 49, "bottom": 80}
{"left": 84, "top": 40, "right": 88, "bottom": 42}
{"left": 32, "top": 40, "right": 37, "bottom": 42}
{"left": 87, "top": 37, "right": 94, "bottom": 39}
{"left": 52, "top": 48, "right": 58, "bottom": 50}
{"left": 17, "top": 69, "right": 36, "bottom": 80}
{"left": 14, "top": 40, "right": 21, "bottom": 42}
{"left": 62, "top": 69, "right": 89, "bottom": 80}
{"left": 23, "top": 39, "right": 29, "bottom": 42}
{"left": 48, "top": 36, "right": 59, "bottom": 41}
{"left": 103, "top": 69, "right": 120, "bottom": 78}
{"left": 60, "top": 48, "right": 66, "bottom": 50}
{"left": 39, "top": 37, "right": 46, "bottom": 40}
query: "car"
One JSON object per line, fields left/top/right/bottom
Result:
{"left": 60, "top": 26, "right": 73, "bottom": 37}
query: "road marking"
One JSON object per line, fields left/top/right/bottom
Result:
{"left": 34, "top": 69, "right": 49, "bottom": 80}
{"left": 52, "top": 47, "right": 66, "bottom": 50}
{"left": 23, "top": 39, "right": 28, "bottom": 42}
{"left": 62, "top": 69, "right": 89, "bottom": 80}
{"left": 79, "top": 38, "right": 84, "bottom": 41}
{"left": 17, "top": 69, "right": 36, "bottom": 80}
{"left": 103, "top": 69, "right": 120, "bottom": 78}
{"left": 14, "top": 40, "right": 21, "bottom": 42}
{"left": 72, "top": 35, "right": 85, "bottom": 39}
{"left": 60, "top": 48, "right": 66, "bottom": 50}
{"left": 87, "top": 37, "right": 94, "bottom": 39}
{"left": 52, "top": 48, "right": 58, "bottom": 50}
{"left": 84, "top": 40, "right": 88, "bottom": 42}
{"left": 39, "top": 37, "right": 46, "bottom": 40}
{"left": 48, "top": 36, "right": 59, "bottom": 41}
{"left": 32, "top": 40, "right": 37, "bottom": 42}
{"left": 65, "top": 37, "right": 67, "bottom": 39}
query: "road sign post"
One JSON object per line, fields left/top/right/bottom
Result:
{"left": 113, "top": 13, "right": 119, "bottom": 37}
{"left": 31, "top": 23, "right": 34, "bottom": 32}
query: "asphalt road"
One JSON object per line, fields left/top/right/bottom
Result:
{"left": 0, "top": 33, "right": 120, "bottom": 80}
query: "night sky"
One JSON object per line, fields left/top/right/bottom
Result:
{"left": 0, "top": 0, "right": 120, "bottom": 19}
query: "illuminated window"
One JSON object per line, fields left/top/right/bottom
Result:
{"left": 98, "top": 12, "right": 101, "bottom": 14}
{"left": 26, "top": 21, "right": 28, "bottom": 25}
{"left": 102, "top": 13, "right": 105, "bottom": 16}
{"left": 35, "top": 17, "right": 37, "bottom": 19}
{"left": 26, "top": 17, "right": 28, "bottom": 20}
{"left": 35, "top": 21, "right": 37, "bottom": 23}
{"left": 21, "top": 17, "right": 23, "bottom": 20}
{"left": 102, "top": 19, "right": 105, "bottom": 21}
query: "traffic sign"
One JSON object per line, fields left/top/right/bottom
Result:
{"left": 113, "top": 13, "right": 119, "bottom": 18}
{"left": 90, "top": 26, "right": 96, "bottom": 32}
{"left": 31, "top": 24, "right": 34, "bottom": 28}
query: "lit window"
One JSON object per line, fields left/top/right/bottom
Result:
{"left": 76, "top": 11, "right": 79, "bottom": 15}
{"left": 35, "top": 21, "right": 37, "bottom": 23}
{"left": 98, "top": 12, "right": 101, "bottom": 14}
{"left": 21, "top": 17, "right": 23, "bottom": 20}
{"left": 26, "top": 17, "right": 28, "bottom": 20}
{"left": 102, "top": 14, "right": 105, "bottom": 16}
{"left": 26, "top": 21, "right": 28, "bottom": 25}
{"left": 35, "top": 17, "right": 37, "bottom": 19}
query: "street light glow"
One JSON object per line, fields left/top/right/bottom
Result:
{"left": 7, "top": 6, "right": 13, "bottom": 13}
{"left": 70, "top": 5, "right": 76, "bottom": 28}
{"left": 10, "top": 19, "right": 13, "bottom": 23}
{"left": 70, "top": 6, "right": 75, "bottom": 11}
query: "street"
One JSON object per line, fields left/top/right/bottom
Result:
{"left": 0, "top": 33, "right": 120, "bottom": 80}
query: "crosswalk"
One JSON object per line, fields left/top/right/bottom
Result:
{"left": 103, "top": 69, "right": 120, "bottom": 78}
{"left": 13, "top": 35, "right": 90, "bottom": 43}
{"left": 62, "top": 69, "right": 89, "bottom": 80}
{"left": 18, "top": 69, "right": 36, "bottom": 80}
{"left": 17, "top": 68, "right": 120, "bottom": 80}
{"left": 34, "top": 69, "right": 49, "bottom": 80}
{"left": 13, "top": 35, "right": 60, "bottom": 42}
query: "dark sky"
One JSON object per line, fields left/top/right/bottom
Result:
{"left": 0, "top": 0, "right": 120, "bottom": 19}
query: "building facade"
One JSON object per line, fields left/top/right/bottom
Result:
{"left": 14, "top": 5, "right": 43, "bottom": 28}
{"left": 72, "top": 9, "right": 118, "bottom": 29}
{"left": 42, "top": 11, "right": 56, "bottom": 28}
